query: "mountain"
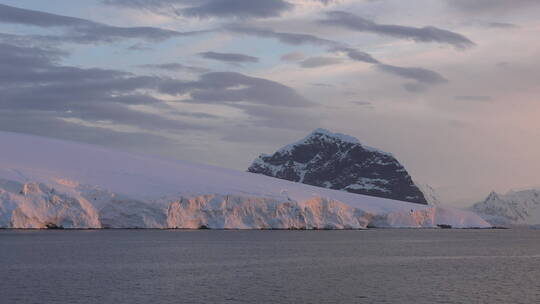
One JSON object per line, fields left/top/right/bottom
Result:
{"left": 0, "top": 131, "right": 489, "bottom": 229}
{"left": 418, "top": 184, "right": 442, "bottom": 206}
{"left": 248, "top": 129, "right": 427, "bottom": 204}
{"left": 470, "top": 189, "right": 540, "bottom": 227}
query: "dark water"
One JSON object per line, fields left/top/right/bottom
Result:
{"left": 1, "top": 229, "right": 539, "bottom": 304}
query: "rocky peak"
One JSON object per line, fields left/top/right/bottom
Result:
{"left": 485, "top": 191, "right": 501, "bottom": 202}
{"left": 248, "top": 129, "right": 427, "bottom": 204}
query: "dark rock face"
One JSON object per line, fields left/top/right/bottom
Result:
{"left": 248, "top": 129, "right": 427, "bottom": 204}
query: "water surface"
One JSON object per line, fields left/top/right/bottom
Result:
{"left": 1, "top": 229, "right": 539, "bottom": 304}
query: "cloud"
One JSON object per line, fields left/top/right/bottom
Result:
{"left": 139, "top": 63, "right": 211, "bottom": 74}
{"left": 320, "top": 11, "right": 475, "bottom": 49}
{"left": 487, "top": 22, "right": 519, "bottom": 29}
{"left": 226, "top": 25, "right": 379, "bottom": 64}
{"left": 446, "top": 0, "right": 540, "bottom": 15}
{"left": 173, "top": 111, "right": 222, "bottom": 119}
{"left": 299, "top": 56, "right": 342, "bottom": 68}
{"left": 330, "top": 46, "right": 380, "bottom": 64}
{"left": 454, "top": 95, "right": 492, "bottom": 102}
{"left": 0, "top": 111, "right": 176, "bottom": 150}
{"left": 351, "top": 101, "right": 372, "bottom": 106}
{"left": 226, "top": 24, "right": 338, "bottom": 46}
{"left": 0, "top": 41, "right": 314, "bottom": 149}
{"left": 314, "top": 0, "right": 337, "bottom": 4}
{"left": 281, "top": 52, "right": 306, "bottom": 62}
{"left": 162, "top": 72, "right": 312, "bottom": 107}
{"left": 182, "top": 0, "right": 293, "bottom": 18}
{"left": 0, "top": 4, "right": 200, "bottom": 44}
{"left": 310, "top": 83, "right": 333, "bottom": 87}
{"left": 198, "top": 51, "right": 259, "bottom": 63}
{"left": 158, "top": 71, "right": 317, "bottom": 130}
{"left": 226, "top": 24, "right": 446, "bottom": 85}
{"left": 103, "top": 0, "right": 293, "bottom": 18}
{"left": 127, "top": 43, "right": 153, "bottom": 51}
{"left": 231, "top": 104, "right": 320, "bottom": 130}
{"left": 0, "top": 3, "right": 82, "bottom": 27}
{"left": 403, "top": 82, "right": 428, "bottom": 93}
{"left": 377, "top": 64, "right": 448, "bottom": 85}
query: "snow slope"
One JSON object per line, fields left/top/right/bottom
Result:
{"left": 418, "top": 184, "right": 442, "bottom": 206}
{"left": 471, "top": 189, "right": 540, "bottom": 227}
{"left": 0, "top": 131, "right": 490, "bottom": 229}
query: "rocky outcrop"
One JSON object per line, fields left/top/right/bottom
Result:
{"left": 248, "top": 129, "right": 427, "bottom": 204}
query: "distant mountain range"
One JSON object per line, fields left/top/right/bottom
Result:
{"left": 248, "top": 129, "right": 428, "bottom": 204}
{"left": 471, "top": 189, "right": 540, "bottom": 226}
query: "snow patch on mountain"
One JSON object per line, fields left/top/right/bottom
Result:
{"left": 0, "top": 131, "right": 489, "bottom": 229}
{"left": 277, "top": 128, "right": 393, "bottom": 157}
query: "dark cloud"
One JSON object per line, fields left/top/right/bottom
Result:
{"left": 352, "top": 101, "right": 372, "bottom": 106}
{"left": 221, "top": 126, "right": 299, "bottom": 144}
{"left": 299, "top": 56, "right": 342, "bottom": 68}
{"left": 198, "top": 51, "right": 259, "bottom": 64}
{"left": 280, "top": 52, "right": 305, "bottom": 62}
{"left": 487, "top": 22, "right": 518, "bottom": 28}
{"left": 127, "top": 43, "right": 153, "bottom": 51}
{"left": 0, "top": 3, "right": 82, "bottom": 27}
{"left": 315, "top": 0, "right": 337, "bottom": 4}
{"left": 310, "top": 83, "right": 334, "bottom": 87}
{"left": 350, "top": 100, "right": 374, "bottom": 109}
{"left": 496, "top": 62, "right": 512, "bottom": 69}
{"left": 0, "top": 4, "right": 200, "bottom": 44}
{"left": 330, "top": 46, "right": 380, "bottom": 64}
{"left": 377, "top": 64, "right": 448, "bottom": 85}
{"left": 226, "top": 24, "right": 338, "bottom": 46}
{"left": 226, "top": 25, "right": 378, "bottom": 64}
{"left": 232, "top": 104, "right": 320, "bottom": 130}
{"left": 454, "top": 95, "right": 492, "bottom": 102}
{"left": 139, "top": 63, "right": 211, "bottom": 74}
{"left": 226, "top": 24, "right": 446, "bottom": 85}
{"left": 103, "top": 0, "right": 293, "bottom": 18}
{"left": 446, "top": 0, "right": 540, "bottom": 14}
{"left": 320, "top": 11, "right": 475, "bottom": 49}
{"left": 164, "top": 72, "right": 312, "bottom": 107}
{"left": 0, "top": 41, "right": 314, "bottom": 148}
{"left": 403, "top": 82, "right": 428, "bottom": 93}
{"left": 0, "top": 111, "right": 175, "bottom": 150}
{"left": 0, "top": 41, "right": 64, "bottom": 67}
{"left": 173, "top": 111, "right": 222, "bottom": 119}
{"left": 182, "top": 0, "right": 292, "bottom": 18}
{"left": 158, "top": 71, "right": 317, "bottom": 131}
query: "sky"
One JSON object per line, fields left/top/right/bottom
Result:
{"left": 0, "top": 0, "right": 539, "bottom": 206}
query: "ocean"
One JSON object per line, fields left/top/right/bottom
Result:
{"left": 1, "top": 229, "right": 539, "bottom": 304}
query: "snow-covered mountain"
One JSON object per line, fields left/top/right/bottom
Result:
{"left": 470, "top": 189, "right": 540, "bottom": 227}
{"left": 0, "top": 131, "right": 489, "bottom": 229}
{"left": 248, "top": 129, "right": 427, "bottom": 204}
{"left": 418, "top": 184, "right": 442, "bottom": 206}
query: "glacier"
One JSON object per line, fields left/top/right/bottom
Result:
{"left": 0, "top": 131, "right": 490, "bottom": 229}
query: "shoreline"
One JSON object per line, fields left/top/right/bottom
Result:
{"left": 0, "top": 226, "right": 509, "bottom": 231}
